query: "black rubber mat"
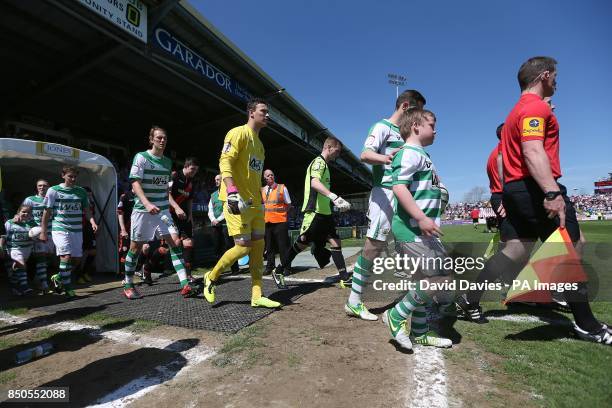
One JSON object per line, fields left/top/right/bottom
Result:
{"left": 30, "top": 275, "right": 293, "bottom": 333}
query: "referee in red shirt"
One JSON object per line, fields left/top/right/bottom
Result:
{"left": 457, "top": 56, "right": 611, "bottom": 345}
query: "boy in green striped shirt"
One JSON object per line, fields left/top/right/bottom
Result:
{"left": 381, "top": 109, "right": 453, "bottom": 351}
{"left": 40, "top": 166, "right": 97, "bottom": 298}
{"left": 122, "top": 126, "right": 193, "bottom": 300}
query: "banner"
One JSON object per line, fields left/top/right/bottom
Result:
{"left": 77, "top": 0, "right": 148, "bottom": 43}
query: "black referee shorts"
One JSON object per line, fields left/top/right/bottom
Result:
{"left": 501, "top": 178, "right": 580, "bottom": 242}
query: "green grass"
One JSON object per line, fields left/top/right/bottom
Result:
{"left": 440, "top": 221, "right": 612, "bottom": 407}
{"left": 0, "top": 371, "right": 16, "bottom": 384}
{"left": 449, "top": 314, "right": 612, "bottom": 407}
{"left": 1, "top": 307, "right": 28, "bottom": 316}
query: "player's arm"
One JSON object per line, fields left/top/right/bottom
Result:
{"left": 130, "top": 154, "right": 159, "bottom": 214}
{"left": 220, "top": 131, "right": 250, "bottom": 214}
{"left": 132, "top": 180, "right": 159, "bottom": 214}
{"left": 360, "top": 149, "right": 396, "bottom": 165}
{"left": 39, "top": 189, "right": 56, "bottom": 241}
{"left": 393, "top": 184, "right": 442, "bottom": 237}
{"left": 83, "top": 196, "right": 98, "bottom": 233}
{"left": 168, "top": 192, "right": 185, "bottom": 219}
{"left": 310, "top": 162, "right": 350, "bottom": 211}
{"left": 219, "top": 130, "right": 244, "bottom": 190}
{"left": 117, "top": 208, "right": 128, "bottom": 238}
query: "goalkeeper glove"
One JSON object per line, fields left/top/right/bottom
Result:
{"left": 227, "top": 186, "right": 248, "bottom": 214}
{"left": 327, "top": 192, "right": 351, "bottom": 212}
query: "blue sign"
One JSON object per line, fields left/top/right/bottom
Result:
{"left": 153, "top": 27, "right": 253, "bottom": 102}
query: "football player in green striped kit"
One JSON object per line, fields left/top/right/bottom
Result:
{"left": 345, "top": 90, "right": 426, "bottom": 321}
{"left": 381, "top": 109, "right": 453, "bottom": 350}
{"left": 121, "top": 126, "right": 193, "bottom": 300}
{"left": 23, "top": 179, "right": 54, "bottom": 293}
{"left": 40, "top": 166, "right": 97, "bottom": 299}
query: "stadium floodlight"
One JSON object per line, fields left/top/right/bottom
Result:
{"left": 387, "top": 73, "right": 407, "bottom": 98}
{"left": 263, "top": 88, "right": 286, "bottom": 101}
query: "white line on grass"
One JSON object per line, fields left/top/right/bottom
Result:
{"left": 0, "top": 312, "right": 216, "bottom": 407}
{"left": 488, "top": 314, "right": 572, "bottom": 326}
{"left": 408, "top": 346, "right": 448, "bottom": 408}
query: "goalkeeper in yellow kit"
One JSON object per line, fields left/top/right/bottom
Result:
{"left": 203, "top": 99, "right": 281, "bottom": 308}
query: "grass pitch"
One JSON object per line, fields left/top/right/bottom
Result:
{"left": 441, "top": 220, "right": 612, "bottom": 407}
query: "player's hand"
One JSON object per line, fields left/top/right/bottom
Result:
{"left": 175, "top": 207, "right": 187, "bottom": 220}
{"left": 496, "top": 202, "right": 506, "bottom": 218}
{"left": 418, "top": 217, "right": 443, "bottom": 238}
{"left": 328, "top": 193, "right": 351, "bottom": 212}
{"left": 39, "top": 231, "right": 48, "bottom": 242}
{"left": 386, "top": 148, "right": 402, "bottom": 164}
{"left": 145, "top": 203, "right": 160, "bottom": 215}
{"left": 211, "top": 219, "right": 219, "bottom": 226}
{"left": 120, "top": 229, "right": 129, "bottom": 239}
{"left": 227, "top": 192, "right": 248, "bottom": 215}
{"left": 91, "top": 222, "right": 98, "bottom": 234}
{"left": 543, "top": 195, "right": 566, "bottom": 228}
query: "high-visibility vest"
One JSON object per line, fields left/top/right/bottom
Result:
{"left": 262, "top": 183, "right": 289, "bottom": 223}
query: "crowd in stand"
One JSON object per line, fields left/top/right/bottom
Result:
{"left": 443, "top": 193, "right": 612, "bottom": 221}
{"left": 569, "top": 194, "right": 612, "bottom": 215}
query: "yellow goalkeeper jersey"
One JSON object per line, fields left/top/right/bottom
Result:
{"left": 219, "top": 125, "right": 265, "bottom": 205}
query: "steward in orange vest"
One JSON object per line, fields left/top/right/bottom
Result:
{"left": 261, "top": 170, "right": 292, "bottom": 273}
{"left": 262, "top": 183, "right": 290, "bottom": 223}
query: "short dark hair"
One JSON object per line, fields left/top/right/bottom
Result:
{"left": 247, "top": 98, "right": 268, "bottom": 113}
{"left": 184, "top": 157, "right": 199, "bottom": 167}
{"left": 496, "top": 123, "right": 504, "bottom": 140}
{"left": 517, "top": 56, "right": 557, "bottom": 91}
{"left": 62, "top": 165, "right": 78, "bottom": 175}
{"left": 396, "top": 90, "right": 426, "bottom": 110}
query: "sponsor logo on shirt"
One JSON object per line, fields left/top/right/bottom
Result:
{"left": 249, "top": 156, "right": 263, "bottom": 173}
{"left": 522, "top": 117, "right": 545, "bottom": 138}
{"left": 151, "top": 176, "right": 169, "bottom": 185}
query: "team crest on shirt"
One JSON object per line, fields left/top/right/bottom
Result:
{"left": 222, "top": 142, "right": 232, "bottom": 153}
{"left": 522, "top": 117, "right": 544, "bottom": 137}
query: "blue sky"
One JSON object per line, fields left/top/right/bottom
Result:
{"left": 192, "top": 0, "right": 612, "bottom": 202}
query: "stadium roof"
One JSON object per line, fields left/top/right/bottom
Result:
{"left": 0, "top": 0, "right": 371, "bottom": 196}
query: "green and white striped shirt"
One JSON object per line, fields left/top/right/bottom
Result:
{"left": 129, "top": 151, "right": 172, "bottom": 212}
{"left": 362, "top": 119, "right": 403, "bottom": 188}
{"left": 44, "top": 184, "right": 89, "bottom": 233}
{"left": 391, "top": 144, "right": 442, "bottom": 243}
{"left": 23, "top": 195, "right": 52, "bottom": 232}
{"left": 4, "top": 220, "right": 35, "bottom": 249}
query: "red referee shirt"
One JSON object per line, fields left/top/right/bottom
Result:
{"left": 501, "top": 93, "right": 561, "bottom": 183}
{"left": 486, "top": 143, "right": 502, "bottom": 193}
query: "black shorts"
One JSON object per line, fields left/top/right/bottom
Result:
{"left": 472, "top": 218, "right": 479, "bottom": 223}
{"left": 501, "top": 178, "right": 580, "bottom": 242}
{"left": 299, "top": 212, "right": 339, "bottom": 244}
{"left": 171, "top": 213, "right": 193, "bottom": 239}
{"left": 83, "top": 222, "right": 96, "bottom": 250}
